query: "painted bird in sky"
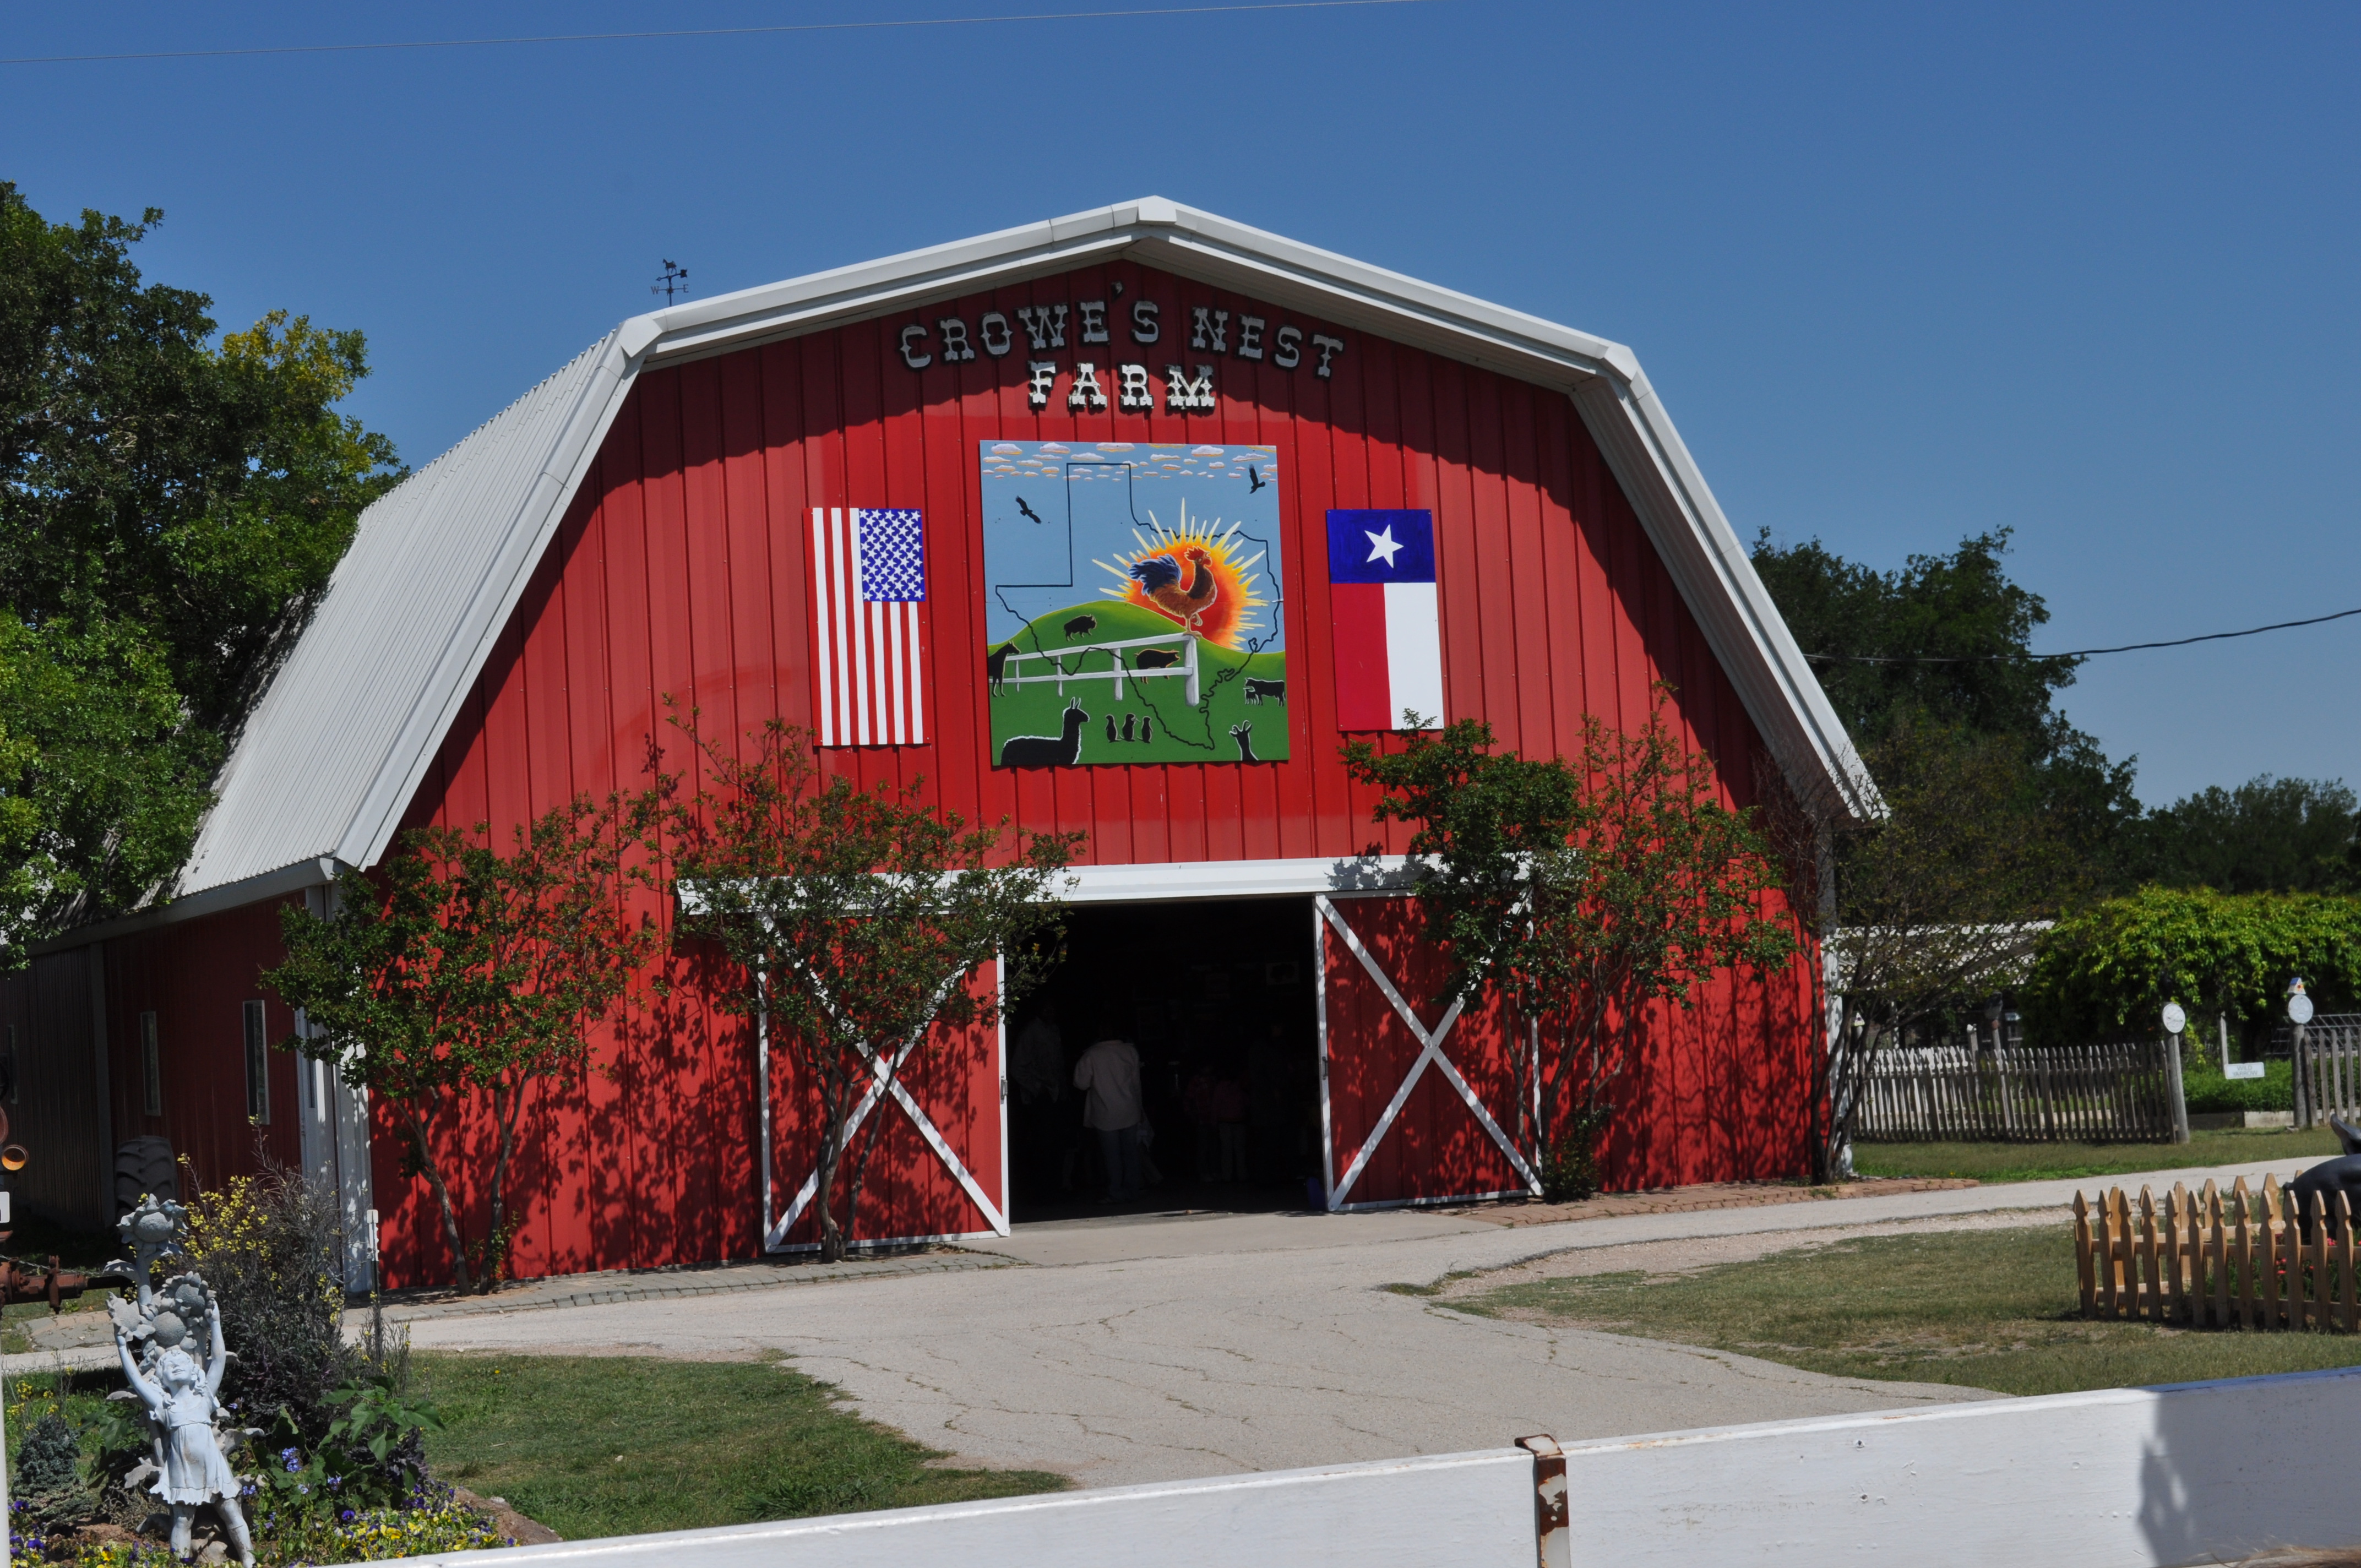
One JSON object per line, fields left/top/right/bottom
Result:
{"left": 1130, "top": 546, "right": 1218, "bottom": 630}
{"left": 1246, "top": 465, "right": 1267, "bottom": 494}
{"left": 1015, "top": 497, "right": 1043, "bottom": 524}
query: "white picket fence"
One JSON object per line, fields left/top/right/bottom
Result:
{"left": 1853, "top": 1038, "right": 2182, "bottom": 1143}
{"left": 363, "top": 1366, "right": 2361, "bottom": 1568}
{"left": 997, "top": 634, "right": 1199, "bottom": 704}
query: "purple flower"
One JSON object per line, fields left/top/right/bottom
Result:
{"left": 282, "top": 1447, "right": 301, "bottom": 1471}
{"left": 340, "top": 1510, "right": 355, "bottom": 1522}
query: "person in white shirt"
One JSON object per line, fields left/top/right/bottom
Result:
{"left": 1073, "top": 1033, "right": 1145, "bottom": 1202}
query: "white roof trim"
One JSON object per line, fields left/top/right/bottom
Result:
{"left": 173, "top": 197, "right": 1873, "bottom": 911}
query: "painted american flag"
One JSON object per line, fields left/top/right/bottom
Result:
{"left": 810, "top": 507, "right": 928, "bottom": 746}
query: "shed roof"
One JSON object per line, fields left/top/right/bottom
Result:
{"left": 171, "top": 197, "right": 1876, "bottom": 912}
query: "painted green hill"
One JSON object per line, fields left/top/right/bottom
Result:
{"left": 987, "top": 601, "right": 1288, "bottom": 767}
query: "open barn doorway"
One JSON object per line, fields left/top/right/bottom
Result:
{"left": 1004, "top": 897, "right": 1323, "bottom": 1222}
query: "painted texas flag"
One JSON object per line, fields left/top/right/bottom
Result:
{"left": 1327, "top": 509, "right": 1443, "bottom": 731}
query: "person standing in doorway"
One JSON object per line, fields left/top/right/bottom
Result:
{"left": 1074, "top": 1031, "right": 1145, "bottom": 1203}
{"left": 1009, "top": 1002, "right": 1065, "bottom": 1195}
{"left": 1214, "top": 1067, "right": 1249, "bottom": 1183}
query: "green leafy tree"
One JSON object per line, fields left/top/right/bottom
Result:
{"left": 2022, "top": 888, "right": 2361, "bottom": 1050}
{"left": 2116, "top": 776, "right": 2359, "bottom": 894}
{"left": 1807, "top": 720, "right": 2090, "bottom": 1175}
{"left": 1343, "top": 699, "right": 1795, "bottom": 1195}
{"left": 0, "top": 183, "right": 400, "bottom": 954}
{"left": 264, "top": 800, "right": 654, "bottom": 1294}
{"left": 1749, "top": 527, "right": 2140, "bottom": 873}
{"left": 657, "top": 721, "right": 1078, "bottom": 1264}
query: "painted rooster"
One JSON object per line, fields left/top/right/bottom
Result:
{"left": 1130, "top": 546, "right": 1218, "bottom": 630}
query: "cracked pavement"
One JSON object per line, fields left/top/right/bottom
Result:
{"left": 382, "top": 1156, "right": 2311, "bottom": 1488}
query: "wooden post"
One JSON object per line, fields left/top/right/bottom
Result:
{"left": 2205, "top": 1180, "right": 2226, "bottom": 1329}
{"left": 2340, "top": 1190, "right": 2357, "bottom": 1336}
{"left": 2262, "top": 1174, "right": 2283, "bottom": 1329}
{"left": 2164, "top": 1032, "right": 2190, "bottom": 1145}
{"left": 2074, "top": 1192, "right": 2096, "bottom": 1317}
{"left": 2139, "top": 1187, "right": 2161, "bottom": 1324}
{"left": 2233, "top": 1177, "right": 2256, "bottom": 1329}
{"left": 2310, "top": 1189, "right": 2330, "bottom": 1333}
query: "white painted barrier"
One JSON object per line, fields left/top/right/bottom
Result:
{"left": 368, "top": 1447, "right": 1538, "bottom": 1568}
{"left": 1561, "top": 1366, "right": 2361, "bottom": 1568}
{"left": 353, "top": 1369, "right": 2361, "bottom": 1568}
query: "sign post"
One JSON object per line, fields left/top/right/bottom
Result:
{"left": 2162, "top": 1004, "right": 2190, "bottom": 1145}
{"left": 2289, "top": 981, "right": 2316, "bottom": 1128}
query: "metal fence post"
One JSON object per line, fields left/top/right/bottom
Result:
{"left": 2164, "top": 1032, "right": 2189, "bottom": 1145}
{"left": 1517, "top": 1435, "right": 1571, "bottom": 1568}
{"left": 2295, "top": 1023, "right": 2313, "bottom": 1129}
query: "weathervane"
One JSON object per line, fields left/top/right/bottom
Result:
{"left": 651, "top": 259, "right": 690, "bottom": 303}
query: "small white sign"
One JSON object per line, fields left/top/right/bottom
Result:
{"left": 2290, "top": 994, "right": 2316, "bottom": 1026}
{"left": 2226, "top": 1062, "right": 2266, "bottom": 1081}
{"left": 0, "top": 1190, "right": 8, "bottom": 1224}
{"left": 2162, "top": 1003, "right": 2188, "bottom": 1035}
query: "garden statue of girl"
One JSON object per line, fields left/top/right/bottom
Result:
{"left": 115, "top": 1295, "right": 256, "bottom": 1566}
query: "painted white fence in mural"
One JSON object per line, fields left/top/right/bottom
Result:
{"left": 368, "top": 1368, "right": 2361, "bottom": 1568}
{"left": 995, "top": 635, "right": 1200, "bottom": 704}
{"left": 1853, "top": 1038, "right": 2181, "bottom": 1143}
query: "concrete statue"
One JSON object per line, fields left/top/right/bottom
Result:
{"left": 106, "top": 1194, "right": 257, "bottom": 1567}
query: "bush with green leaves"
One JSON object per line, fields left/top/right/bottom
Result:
{"left": 2182, "top": 1061, "right": 2294, "bottom": 1115}
{"left": 13, "top": 1411, "right": 93, "bottom": 1527}
{"left": 2021, "top": 887, "right": 2361, "bottom": 1048}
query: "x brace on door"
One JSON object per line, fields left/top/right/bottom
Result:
{"left": 1317, "top": 895, "right": 1541, "bottom": 1208}
{"left": 763, "top": 973, "right": 1008, "bottom": 1252}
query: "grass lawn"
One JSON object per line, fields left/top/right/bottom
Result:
{"left": 1851, "top": 1126, "right": 2340, "bottom": 1183}
{"left": 1444, "top": 1226, "right": 2361, "bottom": 1397}
{"left": 414, "top": 1352, "right": 1067, "bottom": 1540}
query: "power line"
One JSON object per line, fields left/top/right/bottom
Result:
{"left": 1803, "top": 605, "right": 2361, "bottom": 665}
{"left": 2, "top": 1, "right": 1443, "bottom": 66}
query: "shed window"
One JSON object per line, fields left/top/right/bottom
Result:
{"left": 140, "top": 1011, "right": 162, "bottom": 1117}
{"left": 243, "top": 1000, "right": 270, "bottom": 1125}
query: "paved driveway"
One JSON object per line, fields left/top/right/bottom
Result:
{"left": 398, "top": 1164, "right": 2310, "bottom": 1489}
{"left": 24, "top": 1157, "right": 2309, "bottom": 1489}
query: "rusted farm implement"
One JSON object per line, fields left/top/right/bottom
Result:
{"left": 2076, "top": 1176, "right": 2361, "bottom": 1329}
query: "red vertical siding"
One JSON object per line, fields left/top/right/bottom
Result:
{"left": 336, "top": 258, "right": 1818, "bottom": 1281}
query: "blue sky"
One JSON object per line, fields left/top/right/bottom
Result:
{"left": 7, "top": 2, "right": 2354, "bottom": 803}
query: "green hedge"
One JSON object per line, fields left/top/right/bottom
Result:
{"left": 2181, "top": 1059, "right": 2294, "bottom": 1114}
{"left": 2023, "top": 888, "right": 2361, "bottom": 1044}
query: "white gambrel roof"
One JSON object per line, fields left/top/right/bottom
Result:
{"left": 162, "top": 197, "right": 1876, "bottom": 919}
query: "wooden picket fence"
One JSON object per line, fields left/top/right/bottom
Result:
{"left": 2294, "top": 1015, "right": 2361, "bottom": 1126}
{"left": 2075, "top": 1176, "right": 2361, "bottom": 1330}
{"left": 1854, "top": 1039, "right": 2177, "bottom": 1143}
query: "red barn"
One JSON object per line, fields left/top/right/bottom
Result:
{"left": 4, "top": 200, "right": 1872, "bottom": 1287}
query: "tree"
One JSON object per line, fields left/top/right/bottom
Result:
{"left": 1343, "top": 699, "right": 1795, "bottom": 1195}
{"left": 2022, "top": 888, "right": 2361, "bottom": 1051}
{"left": 1776, "top": 719, "right": 2090, "bottom": 1177}
{"left": 657, "top": 721, "right": 1078, "bottom": 1263}
{"left": 1749, "top": 528, "right": 2140, "bottom": 873}
{"left": 1, "top": 183, "right": 400, "bottom": 955}
{"left": 264, "top": 800, "right": 653, "bottom": 1293}
{"left": 2115, "top": 776, "right": 2359, "bottom": 895}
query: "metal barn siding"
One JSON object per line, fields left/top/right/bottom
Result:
{"left": 101, "top": 903, "right": 304, "bottom": 1197}
{"left": 362, "top": 255, "right": 1815, "bottom": 1282}
{"left": 0, "top": 948, "right": 114, "bottom": 1229}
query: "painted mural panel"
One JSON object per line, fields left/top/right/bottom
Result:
{"left": 981, "top": 440, "right": 1289, "bottom": 767}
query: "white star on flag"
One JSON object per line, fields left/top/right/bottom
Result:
{"left": 1363, "top": 525, "right": 1404, "bottom": 567}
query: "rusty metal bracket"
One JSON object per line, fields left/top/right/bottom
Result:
{"left": 1517, "top": 1434, "right": 1570, "bottom": 1568}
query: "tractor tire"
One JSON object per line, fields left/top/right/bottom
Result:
{"left": 113, "top": 1136, "right": 177, "bottom": 1216}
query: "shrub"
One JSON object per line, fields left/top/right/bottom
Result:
{"left": 2022, "top": 888, "right": 2361, "bottom": 1046}
{"left": 176, "top": 1155, "right": 359, "bottom": 1450}
{"left": 14, "top": 1412, "right": 92, "bottom": 1527}
{"left": 2183, "top": 1060, "right": 2295, "bottom": 1115}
